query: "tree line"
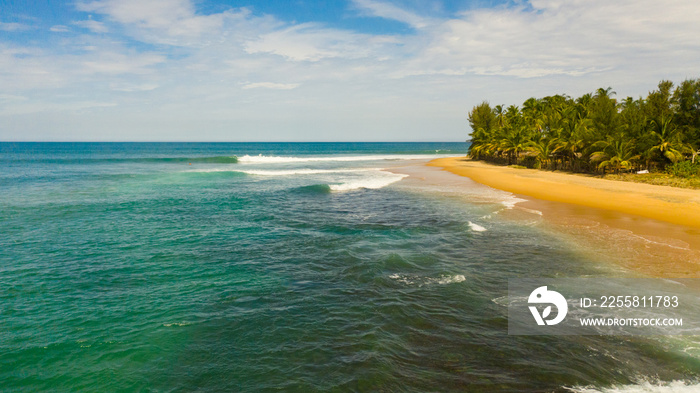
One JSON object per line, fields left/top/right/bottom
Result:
{"left": 467, "top": 79, "right": 700, "bottom": 176}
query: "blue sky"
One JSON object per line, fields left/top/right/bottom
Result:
{"left": 1, "top": 0, "right": 699, "bottom": 141}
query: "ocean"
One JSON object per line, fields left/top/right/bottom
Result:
{"left": 1, "top": 142, "right": 698, "bottom": 392}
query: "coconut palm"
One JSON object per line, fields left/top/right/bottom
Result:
{"left": 499, "top": 124, "right": 531, "bottom": 165}
{"left": 648, "top": 116, "right": 691, "bottom": 164}
{"left": 556, "top": 110, "right": 591, "bottom": 171}
{"left": 468, "top": 128, "right": 497, "bottom": 160}
{"left": 590, "top": 139, "right": 640, "bottom": 174}
{"left": 528, "top": 138, "right": 560, "bottom": 170}
{"left": 595, "top": 87, "right": 616, "bottom": 100}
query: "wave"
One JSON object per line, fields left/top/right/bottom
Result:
{"left": 188, "top": 167, "right": 408, "bottom": 191}
{"left": 234, "top": 168, "right": 378, "bottom": 176}
{"left": 237, "top": 154, "right": 458, "bottom": 164}
{"left": 566, "top": 381, "right": 700, "bottom": 392}
{"left": 329, "top": 172, "right": 408, "bottom": 191}
{"left": 515, "top": 206, "right": 543, "bottom": 216}
{"left": 468, "top": 221, "right": 487, "bottom": 232}
{"left": 501, "top": 195, "right": 528, "bottom": 209}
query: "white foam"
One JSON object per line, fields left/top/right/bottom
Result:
{"left": 238, "top": 168, "right": 378, "bottom": 176}
{"left": 468, "top": 221, "right": 487, "bottom": 232}
{"left": 434, "top": 274, "right": 466, "bottom": 285}
{"left": 389, "top": 273, "right": 466, "bottom": 286}
{"left": 501, "top": 195, "right": 528, "bottom": 209}
{"left": 185, "top": 168, "right": 376, "bottom": 175}
{"left": 566, "top": 381, "right": 700, "bottom": 392}
{"left": 516, "top": 206, "right": 543, "bottom": 216}
{"left": 237, "top": 154, "right": 459, "bottom": 164}
{"left": 185, "top": 168, "right": 239, "bottom": 173}
{"left": 388, "top": 273, "right": 417, "bottom": 285}
{"left": 163, "top": 321, "right": 192, "bottom": 327}
{"left": 189, "top": 166, "right": 408, "bottom": 191}
{"left": 329, "top": 172, "right": 408, "bottom": 191}
{"left": 629, "top": 234, "right": 691, "bottom": 251}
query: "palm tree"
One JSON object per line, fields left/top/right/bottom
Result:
{"left": 499, "top": 124, "right": 531, "bottom": 165}
{"left": 522, "top": 98, "right": 544, "bottom": 135}
{"left": 557, "top": 109, "right": 591, "bottom": 171}
{"left": 528, "top": 138, "right": 560, "bottom": 170}
{"left": 468, "top": 128, "right": 497, "bottom": 160}
{"left": 540, "top": 96, "right": 566, "bottom": 138}
{"left": 504, "top": 105, "right": 521, "bottom": 125}
{"left": 590, "top": 139, "right": 640, "bottom": 174}
{"left": 493, "top": 105, "right": 506, "bottom": 128}
{"left": 575, "top": 93, "right": 593, "bottom": 119}
{"left": 648, "top": 116, "right": 691, "bottom": 164}
{"left": 595, "top": 87, "right": 616, "bottom": 99}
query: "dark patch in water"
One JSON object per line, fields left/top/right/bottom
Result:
{"left": 292, "top": 184, "right": 332, "bottom": 194}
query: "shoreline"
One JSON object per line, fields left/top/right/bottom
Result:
{"left": 423, "top": 156, "right": 700, "bottom": 277}
{"left": 427, "top": 157, "right": 700, "bottom": 230}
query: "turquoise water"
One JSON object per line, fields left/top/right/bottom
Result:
{"left": 1, "top": 142, "right": 699, "bottom": 392}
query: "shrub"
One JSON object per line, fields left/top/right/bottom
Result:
{"left": 666, "top": 161, "right": 700, "bottom": 178}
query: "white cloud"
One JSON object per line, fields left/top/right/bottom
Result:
{"left": 110, "top": 83, "right": 159, "bottom": 92}
{"left": 0, "top": 94, "right": 28, "bottom": 103}
{"left": 77, "top": 0, "right": 200, "bottom": 28}
{"left": 351, "top": 0, "right": 430, "bottom": 29}
{"left": 0, "top": 46, "right": 68, "bottom": 90}
{"left": 0, "top": 22, "right": 30, "bottom": 32}
{"left": 244, "top": 23, "right": 398, "bottom": 61}
{"left": 50, "top": 25, "right": 71, "bottom": 32}
{"left": 394, "top": 0, "right": 700, "bottom": 79}
{"left": 73, "top": 20, "right": 108, "bottom": 33}
{"left": 0, "top": 100, "right": 116, "bottom": 116}
{"left": 242, "top": 82, "right": 300, "bottom": 90}
{"left": 0, "top": 40, "right": 166, "bottom": 95}
{"left": 75, "top": 0, "right": 250, "bottom": 45}
{"left": 81, "top": 52, "right": 165, "bottom": 74}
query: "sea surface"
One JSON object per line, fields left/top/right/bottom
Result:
{"left": 1, "top": 142, "right": 699, "bottom": 392}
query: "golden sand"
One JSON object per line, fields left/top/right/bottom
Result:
{"left": 428, "top": 157, "right": 700, "bottom": 229}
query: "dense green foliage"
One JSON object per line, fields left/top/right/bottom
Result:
{"left": 666, "top": 161, "right": 700, "bottom": 178}
{"left": 468, "top": 80, "right": 700, "bottom": 175}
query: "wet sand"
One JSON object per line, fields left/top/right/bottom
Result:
{"left": 397, "top": 158, "right": 700, "bottom": 277}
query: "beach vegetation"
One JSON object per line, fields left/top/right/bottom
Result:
{"left": 666, "top": 161, "right": 700, "bottom": 178}
{"left": 468, "top": 79, "right": 700, "bottom": 183}
{"left": 604, "top": 172, "right": 700, "bottom": 189}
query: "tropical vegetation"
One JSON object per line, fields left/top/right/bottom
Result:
{"left": 467, "top": 80, "right": 700, "bottom": 182}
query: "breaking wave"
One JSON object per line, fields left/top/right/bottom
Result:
{"left": 566, "top": 381, "right": 700, "bottom": 392}
{"left": 237, "top": 154, "right": 458, "bottom": 164}
{"left": 328, "top": 172, "right": 408, "bottom": 191}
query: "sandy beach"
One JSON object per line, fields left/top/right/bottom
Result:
{"left": 426, "top": 156, "right": 700, "bottom": 277}
{"left": 428, "top": 157, "right": 700, "bottom": 229}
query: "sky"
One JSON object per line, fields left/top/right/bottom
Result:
{"left": 1, "top": 0, "right": 700, "bottom": 142}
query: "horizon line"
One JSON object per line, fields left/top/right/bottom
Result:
{"left": 0, "top": 140, "right": 469, "bottom": 143}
